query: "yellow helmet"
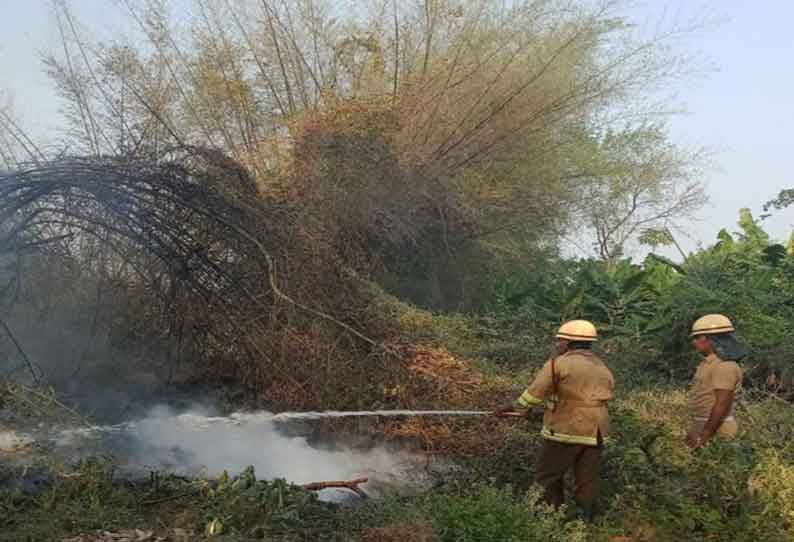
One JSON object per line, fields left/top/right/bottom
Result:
{"left": 556, "top": 320, "right": 598, "bottom": 342}
{"left": 690, "top": 314, "right": 735, "bottom": 337}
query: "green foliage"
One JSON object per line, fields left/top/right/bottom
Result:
{"left": 352, "top": 484, "right": 586, "bottom": 542}
{"left": 737, "top": 208, "right": 770, "bottom": 247}
{"left": 656, "top": 210, "right": 794, "bottom": 369}
{"left": 0, "top": 458, "right": 144, "bottom": 538}
{"left": 477, "top": 209, "right": 794, "bottom": 381}
{"left": 763, "top": 188, "right": 794, "bottom": 212}
{"left": 544, "top": 392, "right": 794, "bottom": 541}
{"left": 572, "top": 124, "right": 706, "bottom": 265}
{"left": 347, "top": 391, "right": 794, "bottom": 542}
{"left": 422, "top": 484, "right": 586, "bottom": 542}
{"left": 200, "top": 466, "right": 334, "bottom": 537}
{"left": 639, "top": 227, "right": 675, "bottom": 248}
{"left": 0, "top": 462, "right": 340, "bottom": 541}
{"left": 563, "top": 258, "right": 679, "bottom": 338}
{"left": 749, "top": 450, "right": 794, "bottom": 530}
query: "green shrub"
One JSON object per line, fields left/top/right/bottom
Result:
{"left": 0, "top": 458, "right": 144, "bottom": 538}
{"left": 199, "top": 466, "right": 338, "bottom": 538}
{"left": 748, "top": 451, "right": 794, "bottom": 529}
{"left": 421, "top": 484, "right": 586, "bottom": 542}
{"left": 348, "top": 483, "right": 586, "bottom": 542}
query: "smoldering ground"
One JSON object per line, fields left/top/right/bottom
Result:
{"left": 0, "top": 247, "right": 442, "bottom": 500}
{"left": 0, "top": 316, "right": 435, "bottom": 499}
{"left": 49, "top": 405, "right": 435, "bottom": 500}
{"left": 0, "top": 298, "right": 431, "bottom": 498}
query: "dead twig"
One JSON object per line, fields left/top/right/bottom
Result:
{"left": 0, "top": 317, "right": 41, "bottom": 384}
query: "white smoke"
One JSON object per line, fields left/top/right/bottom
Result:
{"left": 53, "top": 406, "right": 432, "bottom": 499}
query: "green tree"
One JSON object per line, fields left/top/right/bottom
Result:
{"left": 764, "top": 188, "right": 794, "bottom": 212}
{"left": 571, "top": 125, "right": 707, "bottom": 268}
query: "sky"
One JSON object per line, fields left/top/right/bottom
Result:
{"left": 0, "top": 0, "right": 792, "bottom": 254}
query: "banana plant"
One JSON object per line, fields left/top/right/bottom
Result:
{"left": 559, "top": 257, "right": 678, "bottom": 340}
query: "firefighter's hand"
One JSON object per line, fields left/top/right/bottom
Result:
{"left": 685, "top": 432, "right": 703, "bottom": 450}
{"left": 492, "top": 404, "right": 517, "bottom": 417}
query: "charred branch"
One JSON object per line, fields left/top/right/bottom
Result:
{"left": 0, "top": 148, "right": 379, "bottom": 389}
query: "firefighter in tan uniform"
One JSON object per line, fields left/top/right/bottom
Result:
{"left": 494, "top": 320, "right": 614, "bottom": 521}
{"left": 686, "top": 314, "right": 744, "bottom": 450}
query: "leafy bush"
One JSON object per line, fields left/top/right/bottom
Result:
{"left": 586, "top": 390, "right": 794, "bottom": 541}
{"left": 475, "top": 209, "right": 794, "bottom": 386}
{"left": 354, "top": 484, "right": 586, "bottom": 542}
{"left": 422, "top": 484, "right": 586, "bottom": 542}
{"left": 199, "top": 466, "right": 336, "bottom": 538}
{"left": 748, "top": 450, "right": 794, "bottom": 530}
{"left": 0, "top": 458, "right": 144, "bottom": 538}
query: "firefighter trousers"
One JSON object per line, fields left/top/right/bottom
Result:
{"left": 534, "top": 438, "right": 602, "bottom": 510}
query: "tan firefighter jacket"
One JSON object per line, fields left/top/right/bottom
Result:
{"left": 514, "top": 349, "right": 614, "bottom": 446}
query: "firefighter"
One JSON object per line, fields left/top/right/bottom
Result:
{"left": 686, "top": 314, "right": 744, "bottom": 450}
{"left": 494, "top": 320, "right": 614, "bottom": 521}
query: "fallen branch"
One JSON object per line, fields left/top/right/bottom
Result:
{"left": 301, "top": 477, "right": 369, "bottom": 499}
{"left": 23, "top": 384, "right": 88, "bottom": 424}
{"left": 0, "top": 317, "right": 41, "bottom": 384}
{"left": 1, "top": 381, "right": 89, "bottom": 426}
